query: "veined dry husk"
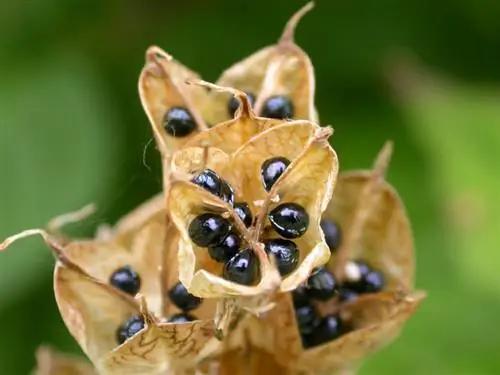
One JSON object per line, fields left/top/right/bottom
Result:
{"left": 164, "top": 86, "right": 338, "bottom": 311}
{"left": 1, "top": 196, "right": 223, "bottom": 375}
{"left": 139, "top": 2, "right": 318, "bottom": 163}
{"left": 246, "top": 142, "right": 426, "bottom": 375}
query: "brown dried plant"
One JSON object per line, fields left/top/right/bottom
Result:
{"left": 0, "top": 2, "right": 424, "bottom": 375}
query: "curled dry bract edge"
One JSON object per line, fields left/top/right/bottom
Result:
{"left": 204, "top": 2, "right": 318, "bottom": 125}
{"left": 167, "top": 117, "right": 338, "bottom": 305}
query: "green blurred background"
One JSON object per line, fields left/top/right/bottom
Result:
{"left": 1, "top": 0, "right": 500, "bottom": 374}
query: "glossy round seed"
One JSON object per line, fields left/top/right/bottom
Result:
{"left": 223, "top": 248, "right": 259, "bottom": 285}
{"left": 163, "top": 107, "right": 196, "bottom": 137}
{"left": 208, "top": 231, "right": 241, "bottom": 263}
{"left": 228, "top": 92, "right": 256, "bottom": 117}
{"left": 116, "top": 315, "right": 144, "bottom": 345}
{"left": 261, "top": 95, "right": 294, "bottom": 119}
{"left": 261, "top": 157, "right": 290, "bottom": 191}
{"left": 268, "top": 202, "right": 309, "bottom": 239}
{"left": 306, "top": 267, "right": 338, "bottom": 301}
{"left": 167, "top": 281, "right": 202, "bottom": 311}
{"left": 263, "top": 238, "right": 299, "bottom": 276}
{"left": 320, "top": 219, "right": 342, "bottom": 252}
{"left": 220, "top": 180, "right": 235, "bottom": 206}
{"left": 295, "top": 304, "right": 320, "bottom": 335}
{"left": 167, "top": 313, "right": 196, "bottom": 323}
{"left": 339, "top": 287, "right": 359, "bottom": 302}
{"left": 292, "top": 285, "right": 310, "bottom": 307}
{"left": 234, "top": 202, "right": 253, "bottom": 227}
{"left": 109, "top": 266, "right": 141, "bottom": 296}
{"left": 191, "top": 169, "right": 222, "bottom": 197}
{"left": 188, "top": 213, "right": 231, "bottom": 247}
{"left": 309, "top": 315, "right": 347, "bottom": 347}
{"left": 362, "top": 271, "right": 385, "bottom": 293}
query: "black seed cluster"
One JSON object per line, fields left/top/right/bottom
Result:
{"left": 109, "top": 266, "right": 141, "bottom": 296}
{"left": 168, "top": 281, "right": 202, "bottom": 311}
{"left": 188, "top": 169, "right": 259, "bottom": 285}
{"left": 163, "top": 107, "right": 197, "bottom": 137}
{"left": 261, "top": 95, "right": 295, "bottom": 119}
{"left": 116, "top": 315, "right": 145, "bottom": 345}
{"left": 340, "top": 261, "right": 385, "bottom": 301}
{"left": 228, "top": 92, "right": 256, "bottom": 118}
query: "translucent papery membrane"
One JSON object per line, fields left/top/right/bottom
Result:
{"left": 203, "top": 2, "right": 318, "bottom": 125}
{"left": 54, "top": 265, "right": 217, "bottom": 375}
{"left": 167, "top": 121, "right": 338, "bottom": 299}
{"left": 324, "top": 170, "right": 415, "bottom": 290}
{"left": 139, "top": 46, "right": 209, "bottom": 155}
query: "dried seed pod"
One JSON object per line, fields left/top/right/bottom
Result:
{"left": 34, "top": 346, "right": 97, "bottom": 375}
{"left": 166, "top": 100, "right": 338, "bottom": 309}
{"left": 138, "top": 46, "right": 209, "bottom": 158}
{"left": 204, "top": 2, "right": 318, "bottom": 125}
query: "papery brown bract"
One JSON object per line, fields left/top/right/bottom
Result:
{"left": 203, "top": 2, "right": 318, "bottom": 125}
{"left": 33, "top": 347, "right": 97, "bottom": 375}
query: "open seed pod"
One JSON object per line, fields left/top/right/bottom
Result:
{"left": 165, "top": 88, "right": 338, "bottom": 312}
{"left": 248, "top": 142, "right": 425, "bottom": 374}
{"left": 139, "top": 46, "right": 210, "bottom": 157}
{"left": 1, "top": 196, "right": 222, "bottom": 375}
{"left": 204, "top": 2, "right": 318, "bottom": 126}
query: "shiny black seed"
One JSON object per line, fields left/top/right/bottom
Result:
{"left": 295, "top": 304, "right": 320, "bottom": 335}
{"left": 268, "top": 202, "right": 309, "bottom": 239}
{"left": 167, "top": 313, "right": 196, "bottom": 323}
{"left": 109, "top": 266, "right": 141, "bottom": 296}
{"left": 208, "top": 231, "right": 241, "bottom": 263}
{"left": 116, "top": 315, "right": 144, "bottom": 345}
{"left": 263, "top": 238, "right": 299, "bottom": 276}
{"left": 167, "top": 281, "right": 202, "bottom": 311}
{"left": 261, "top": 95, "right": 294, "bottom": 119}
{"left": 228, "top": 92, "right": 256, "bottom": 117}
{"left": 306, "top": 267, "right": 338, "bottom": 301}
{"left": 191, "top": 169, "right": 222, "bottom": 197}
{"left": 188, "top": 213, "right": 231, "bottom": 247}
{"left": 320, "top": 219, "right": 342, "bottom": 252}
{"left": 343, "top": 263, "right": 384, "bottom": 294}
{"left": 223, "top": 248, "right": 259, "bottom": 285}
{"left": 261, "top": 157, "right": 290, "bottom": 191}
{"left": 338, "top": 287, "right": 359, "bottom": 302}
{"left": 292, "top": 285, "right": 310, "bottom": 307}
{"left": 220, "top": 181, "right": 235, "bottom": 206}
{"left": 353, "top": 261, "right": 371, "bottom": 278}
{"left": 234, "top": 202, "right": 253, "bottom": 227}
{"left": 310, "top": 315, "right": 349, "bottom": 347}
{"left": 163, "top": 107, "right": 196, "bottom": 137}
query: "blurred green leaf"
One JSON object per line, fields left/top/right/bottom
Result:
{"left": 0, "top": 53, "right": 119, "bottom": 309}
{"left": 391, "top": 61, "right": 500, "bottom": 297}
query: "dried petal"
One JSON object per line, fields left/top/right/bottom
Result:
{"left": 324, "top": 142, "right": 415, "bottom": 289}
{"left": 204, "top": 3, "right": 318, "bottom": 125}
{"left": 138, "top": 46, "right": 209, "bottom": 157}
{"left": 34, "top": 347, "right": 97, "bottom": 375}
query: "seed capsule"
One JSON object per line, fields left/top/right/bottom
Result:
{"left": 167, "top": 313, "right": 196, "bottom": 323}
{"left": 208, "top": 231, "right": 241, "bottom": 263}
{"left": 306, "top": 267, "right": 338, "bottom": 301}
{"left": 320, "top": 219, "right": 341, "bottom": 252}
{"left": 261, "top": 95, "right": 294, "bottom": 119}
{"left": 163, "top": 107, "right": 196, "bottom": 137}
{"left": 167, "top": 281, "right": 202, "bottom": 311}
{"left": 109, "top": 266, "right": 141, "bottom": 296}
{"left": 228, "top": 92, "right": 256, "bottom": 117}
{"left": 223, "top": 248, "right": 259, "bottom": 285}
{"left": 263, "top": 238, "right": 299, "bottom": 276}
{"left": 234, "top": 202, "right": 253, "bottom": 227}
{"left": 116, "top": 315, "right": 145, "bottom": 345}
{"left": 261, "top": 156, "right": 291, "bottom": 191}
{"left": 188, "top": 213, "right": 231, "bottom": 247}
{"left": 268, "top": 202, "right": 309, "bottom": 239}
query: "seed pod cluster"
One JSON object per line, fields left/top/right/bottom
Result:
{"left": 0, "top": 3, "right": 425, "bottom": 375}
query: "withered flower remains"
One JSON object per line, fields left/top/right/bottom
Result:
{"left": 1, "top": 3, "right": 424, "bottom": 375}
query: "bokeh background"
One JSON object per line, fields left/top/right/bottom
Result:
{"left": 1, "top": 0, "right": 500, "bottom": 374}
